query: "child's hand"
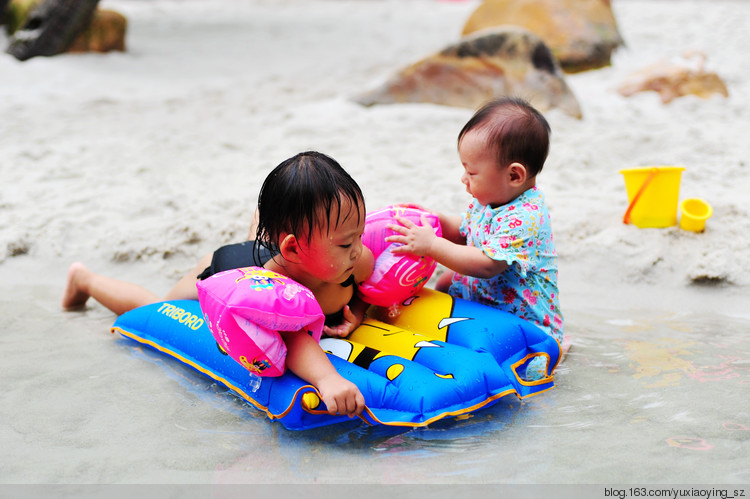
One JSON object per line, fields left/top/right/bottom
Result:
{"left": 394, "top": 202, "right": 429, "bottom": 212}
{"left": 317, "top": 374, "right": 366, "bottom": 417}
{"left": 322, "top": 304, "right": 360, "bottom": 338}
{"left": 386, "top": 214, "right": 437, "bottom": 257}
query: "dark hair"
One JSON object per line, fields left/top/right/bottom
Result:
{"left": 255, "top": 151, "right": 365, "bottom": 256}
{"left": 457, "top": 97, "right": 551, "bottom": 177}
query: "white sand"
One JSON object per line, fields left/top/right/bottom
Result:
{"left": 2, "top": 0, "right": 748, "bottom": 311}
{"left": 1, "top": 0, "right": 749, "bottom": 484}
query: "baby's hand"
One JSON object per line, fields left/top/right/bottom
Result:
{"left": 386, "top": 214, "right": 437, "bottom": 257}
{"left": 322, "top": 305, "right": 360, "bottom": 338}
{"left": 394, "top": 202, "right": 429, "bottom": 212}
{"left": 317, "top": 374, "right": 366, "bottom": 417}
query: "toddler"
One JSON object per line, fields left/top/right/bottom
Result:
{"left": 63, "top": 151, "right": 373, "bottom": 416}
{"left": 387, "top": 97, "right": 563, "bottom": 346}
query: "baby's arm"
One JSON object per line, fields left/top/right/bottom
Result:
{"left": 280, "top": 329, "right": 366, "bottom": 417}
{"left": 387, "top": 215, "right": 508, "bottom": 279}
{"left": 436, "top": 213, "right": 465, "bottom": 244}
{"left": 396, "top": 206, "right": 464, "bottom": 244}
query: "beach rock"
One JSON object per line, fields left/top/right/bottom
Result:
{"left": 0, "top": 0, "right": 10, "bottom": 26}
{"left": 66, "top": 9, "right": 127, "bottom": 54}
{"left": 617, "top": 51, "right": 729, "bottom": 104}
{"left": 355, "top": 26, "right": 582, "bottom": 119}
{"left": 6, "top": 0, "right": 101, "bottom": 61}
{"left": 462, "top": 0, "right": 624, "bottom": 73}
{"left": 3, "top": 0, "right": 38, "bottom": 34}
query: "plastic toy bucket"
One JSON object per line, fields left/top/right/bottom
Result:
{"left": 620, "top": 166, "right": 685, "bottom": 228}
{"left": 679, "top": 198, "right": 712, "bottom": 232}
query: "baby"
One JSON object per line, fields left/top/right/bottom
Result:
{"left": 387, "top": 97, "right": 563, "bottom": 345}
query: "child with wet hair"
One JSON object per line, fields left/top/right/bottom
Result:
{"left": 63, "top": 151, "right": 374, "bottom": 416}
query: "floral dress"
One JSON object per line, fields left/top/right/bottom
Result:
{"left": 449, "top": 186, "right": 563, "bottom": 344}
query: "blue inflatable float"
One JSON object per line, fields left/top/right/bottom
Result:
{"left": 111, "top": 288, "right": 560, "bottom": 430}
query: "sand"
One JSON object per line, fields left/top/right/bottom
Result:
{"left": 2, "top": 0, "right": 748, "bottom": 308}
{"left": 1, "top": 0, "right": 749, "bottom": 485}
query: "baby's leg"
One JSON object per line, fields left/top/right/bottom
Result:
{"left": 163, "top": 252, "right": 212, "bottom": 301}
{"left": 435, "top": 269, "right": 455, "bottom": 292}
{"left": 62, "top": 262, "right": 160, "bottom": 315}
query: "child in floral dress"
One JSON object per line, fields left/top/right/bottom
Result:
{"left": 387, "top": 97, "right": 563, "bottom": 354}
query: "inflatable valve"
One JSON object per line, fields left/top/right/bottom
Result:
{"left": 248, "top": 373, "right": 262, "bottom": 392}
{"left": 387, "top": 303, "right": 402, "bottom": 318}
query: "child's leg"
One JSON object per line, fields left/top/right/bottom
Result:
{"left": 62, "top": 262, "right": 160, "bottom": 315}
{"left": 435, "top": 269, "right": 455, "bottom": 293}
{"left": 163, "top": 253, "right": 212, "bottom": 301}
{"left": 62, "top": 253, "right": 212, "bottom": 315}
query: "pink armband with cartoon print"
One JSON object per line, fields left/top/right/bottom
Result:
{"left": 196, "top": 267, "right": 324, "bottom": 378}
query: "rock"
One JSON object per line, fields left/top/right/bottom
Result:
{"left": 354, "top": 26, "right": 582, "bottom": 119}
{"left": 3, "top": 0, "right": 40, "bottom": 34}
{"left": 462, "top": 0, "right": 624, "bottom": 73}
{"left": 6, "top": 0, "right": 101, "bottom": 61}
{"left": 617, "top": 51, "right": 729, "bottom": 104}
{"left": 0, "top": 0, "right": 10, "bottom": 26}
{"left": 66, "top": 9, "right": 127, "bottom": 53}
{"left": 5, "top": 0, "right": 125, "bottom": 56}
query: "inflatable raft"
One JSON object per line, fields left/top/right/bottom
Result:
{"left": 111, "top": 287, "right": 561, "bottom": 430}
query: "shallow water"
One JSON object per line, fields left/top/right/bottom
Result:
{"left": 3, "top": 260, "right": 749, "bottom": 484}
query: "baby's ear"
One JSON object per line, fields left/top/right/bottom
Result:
{"left": 508, "top": 162, "right": 528, "bottom": 185}
{"left": 278, "top": 234, "right": 302, "bottom": 263}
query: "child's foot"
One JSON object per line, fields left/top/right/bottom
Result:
{"left": 62, "top": 262, "right": 91, "bottom": 309}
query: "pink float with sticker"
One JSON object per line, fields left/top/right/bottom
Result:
{"left": 196, "top": 267, "right": 324, "bottom": 378}
{"left": 358, "top": 204, "right": 442, "bottom": 311}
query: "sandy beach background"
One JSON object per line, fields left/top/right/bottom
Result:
{"left": 2, "top": 0, "right": 749, "bottom": 485}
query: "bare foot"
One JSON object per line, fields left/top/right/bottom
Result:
{"left": 62, "top": 262, "right": 91, "bottom": 309}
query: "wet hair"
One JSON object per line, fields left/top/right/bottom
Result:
{"left": 457, "top": 97, "right": 551, "bottom": 177}
{"left": 255, "top": 151, "right": 365, "bottom": 256}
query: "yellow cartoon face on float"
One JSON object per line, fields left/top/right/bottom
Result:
{"left": 320, "top": 321, "right": 455, "bottom": 381}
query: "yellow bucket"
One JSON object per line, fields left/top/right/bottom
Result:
{"left": 620, "top": 166, "right": 685, "bottom": 228}
{"left": 679, "top": 198, "right": 712, "bottom": 232}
